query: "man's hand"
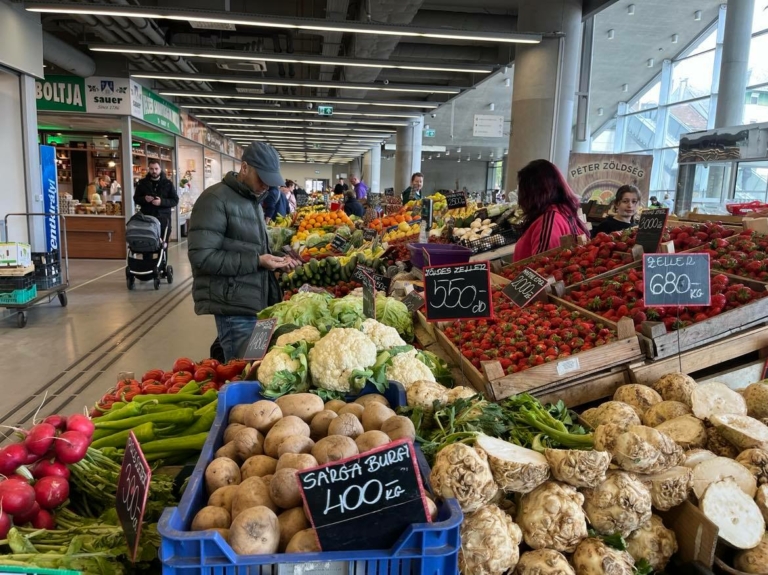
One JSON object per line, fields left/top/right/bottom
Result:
{"left": 279, "top": 256, "right": 300, "bottom": 272}
{"left": 259, "top": 254, "right": 288, "bottom": 270}
{"left": 144, "top": 195, "right": 155, "bottom": 203}
{"left": 151, "top": 198, "right": 162, "bottom": 206}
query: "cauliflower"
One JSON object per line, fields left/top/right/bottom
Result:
{"left": 360, "top": 318, "right": 406, "bottom": 351}
{"left": 275, "top": 325, "right": 321, "bottom": 347}
{"left": 386, "top": 349, "right": 435, "bottom": 389}
{"left": 308, "top": 328, "right": 378, "bottom": 392}
{"left": 407, "top": 380, "right": 449, "bottom": 410}
{"left": 257, "top": 347, "right": 301, "bottom": 385}
{"left": 256, "top": 344, "right": 309, "bottom": 398}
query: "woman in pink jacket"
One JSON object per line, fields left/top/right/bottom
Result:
{"left": 513, "top": 160, "right": 589, "bottom": 262}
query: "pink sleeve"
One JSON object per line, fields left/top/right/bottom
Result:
{"left": 530, "top": 212, "right": 573, "bottom": 255}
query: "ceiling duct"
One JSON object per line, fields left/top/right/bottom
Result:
{"left": 42, "top": 31, "right": 96, "bottom": 77}
{"left": 217, "top": 61, "right": 268, "bottom": 73}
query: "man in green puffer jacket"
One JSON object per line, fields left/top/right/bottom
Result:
{"left": 188, "top": 142, "right": 298, "bottom": 361}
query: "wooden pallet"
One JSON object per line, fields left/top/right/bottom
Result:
{"left": 0, "top": 264, "right": 35, "bottom": 276}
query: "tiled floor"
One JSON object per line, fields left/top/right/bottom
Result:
{"left": 0, "top": 241, "right": 216, "bottom": 433}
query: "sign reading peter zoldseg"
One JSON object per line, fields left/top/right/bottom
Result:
{"left": 567, "top": 153, "right": 654, "bottom": 204}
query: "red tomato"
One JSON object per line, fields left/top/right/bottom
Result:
{"left": 198, "top": 358, "right": 221, "bottom": 370}
{"left": 142, "top": 369, "right": 165, "bottom": 382}
{"left": 172, "top": 358, "right": 196, "bottom": 373}
{"left": 216, "top": 361, "right": 247, "bottom": 382}
{"left": 169, "top": 371, "right": 194, "bottom": 385}
{"left": 194, "top": 367, "right": 217, "bottom": 383}
{"left": 116, "top": 378, "right": 140, "bottom": 390}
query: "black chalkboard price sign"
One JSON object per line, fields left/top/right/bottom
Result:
{"left": 402, "top": 290, "right": 425, "bottom": 312}
{"left": 363, "top": 228, "right": 377, "bottom": 242}
{"left": 117, "top": 431, "right": 152, "bottom": 563}
{"left": 297, "top": 439, "right": 430, "bottom": 552}
{"left": 360, "top": 270, "right": 376, "bottom": 319}
{"left": 636, "top": 208, "right": 669, "bottom": 254}
{"left": 420, "top": 198, "right": 434, "bottom": 229}
{"left": 352, "top": 265, "right": 391, "bottom": 293}
{"left": 502, "top": 267, "right": 549, "bottom": 308}
{"left": 296, "top": 193, "right": 309, "bottom": 207}
{"left": 330, "top": 233, "right": 349, "bottom": 253}
{"left": 241, "top": 318, "right": 278, "bottom": 361}
{"left": 445, "top": 191, "right": 467, "bottom": 209}
{"left": 423, "top": 261, "right": 493, "bottom": 322}
{"left": 643, "top": 253, "right": 711, "bottom": 307}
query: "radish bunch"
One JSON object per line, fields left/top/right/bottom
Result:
{"left": 0, "top": 413, "right": 94, "bottom": 536}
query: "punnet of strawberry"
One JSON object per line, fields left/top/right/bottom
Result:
{"left": 443, "top": 289, "right": 617, "bottom": 376}
{"left": 563, "top": 268, "right": 767, "bottom": 332}
{"left": 693, "top": 229, "right": 768, "bottom": 282}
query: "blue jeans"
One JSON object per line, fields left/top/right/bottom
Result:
{"left": 214, "top": 315, "right": 257, "bottom": 362}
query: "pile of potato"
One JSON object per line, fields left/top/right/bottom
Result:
{"left": 193, "top": 392, "right": 426, "bottom": 556}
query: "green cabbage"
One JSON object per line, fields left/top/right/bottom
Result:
{"left": 258, "top": 292, "right": 336, "bottom": 330}
{"left": 330, "top": 294, "right": 365, "bottom": 328}
{"left": 375, "top": 295, "right": 414, "bottom": 342}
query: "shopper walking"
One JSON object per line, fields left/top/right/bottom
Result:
{"left": 513, "top": 160, "right": 589, "bottom": 262}
{"left": 262, "top": 186, "right": 287, "bottom": 222}
{"left": 591, "top": 185, "right": 641, "bottom": 237}
{"left": 350, "top": 175, "right": 368, "bottom": 203}
{"left": 401, "top": 172, "right": 424, "bottom": 203}
{"left": 133, "top": 159, "right": 178, "bottom": 240}
{"left": 188, "top": 142, "right": 297, "bottom": 362}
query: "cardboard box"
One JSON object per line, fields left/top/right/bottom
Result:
{"left": 0, "top": 243, "right": 32, "bottom": 267}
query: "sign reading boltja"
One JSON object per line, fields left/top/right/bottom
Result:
{"left": 643, "top": 253, "right": 711, "bottom": 307}
{"left": 297, "top": 439, "right": 431, "bottom": 552}
{"left": 423, "top": 261, "right": 493, "bottom": 322}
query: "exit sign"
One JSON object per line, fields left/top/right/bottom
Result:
{"left": 424, "top": 129, "right": 436, "bottom": 138}
{"left": 318, "top": 105, "right": 333, "bottom": 116}
{"left": 313, "top": 143, "right": 322, "bottom": 149}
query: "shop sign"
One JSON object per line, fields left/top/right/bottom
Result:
{"left": 204, "top": 129, "right": 224, "bottom": 152}
{"left": 39, "top": 145, "right": 60, "bottom": 252}
{"left": 85, "top": 77, "right": 131, "bottom": 114}
{"left": 129, "top": 80, "right": 143, "bottom": 117}
{"left": 568, "top": 153, "right": 654, "bottom": 204}
{"left": 138, "top": 88, "right": 181, "bottom": 134}
{"left": 35, "top": 75, "right": 86, "bottom": 112}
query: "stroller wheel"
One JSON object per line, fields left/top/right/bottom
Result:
{"left": 127, "top": 276, "right": 135, "bottom": 290}
{"left": 125, "top": 266, "right": 131, "bottom": 279}
{"left": 166, "top": 265, "right": 174, "bottom": 284}
{"left": 153, "top": 277, "right": 161, "bottom": 290}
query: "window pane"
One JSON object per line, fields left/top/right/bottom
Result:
{"left": 687, "top": 28, "right": 718, "bottom": 57}
{"left": 622, "top": 109, "right": 658, "bottom": 152}
{"left": 658, "top": 148, "right": 679, "bottom": 193}
{"left": 691, "top": 163, "right": 732, "bottom": 210}
{"left": 628, "top": 79, "right": 661, "bottom": 112}
{"left": 747, "top": 34, "right": 768, "bottom": 87}
{"left": 669, "top": 51, "right": 716, "bottom": 103}
{"left": 753, "top": 2, "right": 768, "bottom": 33}
{"left": 591, "top": 120, "right": 616, "bottom": 153}
{"left": 735, "top": 161, "right": 768, "bottom": 202}
{"left": 745, "top": 87, "right": 768, "bottom": 124}
{"left": 665, "top": 99, "right": 710, "bottom": 146}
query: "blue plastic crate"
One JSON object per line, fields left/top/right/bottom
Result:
{"left": 158, "top": 381, "right": 462, "bottom": 575}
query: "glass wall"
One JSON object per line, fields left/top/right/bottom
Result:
{"left": 591, "top": 3, "right": 768, "bottom": 204}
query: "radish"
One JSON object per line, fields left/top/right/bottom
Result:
{"left": 5, "top": 474, "right": 31, "bottom": 484}
{"left": 13, "top": 501, "right": 40, "bottom": 525}
{"left": 32, "top": 460, "right": 70, "bottom": 480}
{"left": 53, "top": 431, "right": 89, "bottom": 464}
{"left": 43, "top": 415, "right": 67, "bottom": 431}
{"left": 24, "top": 423, "right": 57, "bottom": 456}
{"left": 0, "top": 480, "right": 35, "bottom": 515}
{"left": 66, "top": 415, "right": 94, "bottom": 440}
{"left": 34, "top": 476, "right": 69, "bottom": 510}
{"left": 0, "top": 444, "right": 28, "bottom": 476}
{"left": 0, "top": 509, "right": 10, "bottom": 539}
{"left": 23, "top": 450, "right": 41, "bottom": 465}
{"left": 32, "top": 509, "right": 55, "bottom": 530}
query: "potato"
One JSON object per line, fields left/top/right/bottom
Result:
{"left": 355, "top": 430, "right": 392, "bottom": 453}
{"left": 191, "top": 506, "right": 231, "bottom": 531}
{"left": 312, "top": 436, "right": 359, "bottom": 464}
{"left": 278, "top": 435, "right": 315, "bottom": 457}
{"left": 229, "top": 506, "right": 280, "bottom": 555}
{"left": 234, "top": 428, "right": 264, "bottom": 460}
{"left": 264, "top": 416, "right": 311, "bottom": 458}
{"left": 338, "top": 403, "right": 365, "bottom": 420}
{"left": 228, "top": 404, "right": 249, "bottom": 425}
{"left": 209, "top": 528, "right": 229, "bottom": 541}
{"left": 244, "top": 400, "right": 283, "bottom": 433}
{"left": 426, "top": 498, "right": 438, "bottom": 521}
{"left": 278, "top": 507, "right": 309, "bottom": 552}
{"left": 215, "top": 442, "right": 240, "bottom": 463}
{"left": 261, "top": 474, "right": 274, "bottom": 492}
{"left": 231, "top": 476, "right": 277, "bottom": 519}
{"left": 286, "top": 528, "right": 321, "bottom": 553}
{"left": 355, "top": 394, "right": 390, "bottom": 408}
{"left": 276, "top": 393, "right": 325, "bottom": 423}
{"left": 208, "top": 485, "right": 239, "bottom": 513}
{"left": 277, "top": 453, "right": 319, "bottom": 472}
{"left": 310, "top": 410, "right": 338, "bottom": 440}
{"left": 381, "top": 415, "right": 416, "bottom": 442}
{"left": 327, "top": 413, "right": 364, "bottom": 439}
{"left": 270, "top": 467, "right": 303, "bottom": 509}
{"left": 224, "top": 423, "right": 247, "bottom": 444}
{"left": 324, "top": 400, "right": 347, "bottom": 413}
{"left": 205, "top": 457, "right": 241, "bottom": 494}
{"left": 241, "top": 455, "right": 278, "bottom": 480}
{"left": 362, "top": 403, "right": 396, "bottom": 432}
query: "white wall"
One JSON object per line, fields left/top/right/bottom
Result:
{"left": 281, "top": 163, "right": 332, "bottom": 186}
{"left": 421, "top": 161, "right": 488, "bottom": 193}
{"left": 0, "top": 70, "right": 28, "bottom": 242}
{"left": 0, "top": 1, "right": 43, "bottom": 78}
{"left": 380, "top": 159, "right": 395, "bottom": 192}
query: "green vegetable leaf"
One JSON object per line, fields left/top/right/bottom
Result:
{"left": 634, "top": 559, "right": 654, "bottom": 575}
{"left": 349, "top": 368, "right": 373, "bottom": 392}
{"left": 7, "top": 528, "right": 37, "bottom": 554}
{"left": 587, "top": 529, "right": 627, "bottom": 551}
{"left": 311, "top": 388, "right": 346, "bottom": 402}
{"left": 375, "top": 295, "right": 414, "bottom": 341}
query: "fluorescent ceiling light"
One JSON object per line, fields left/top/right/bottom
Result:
{"left": 27, "top": 4, "right": 541, "bottom": 44}
{"left": 189, "top": 109, "right": 420, "bottom": 119}
{"left": 196, "top": 116, "right": 408, "bottom": 126}
{"left": 90, "top": 44, "right": 494, "bottom": 74}
{"left": 132, "top": 73, "right": 461, "bottom": 95}
{"left": 159, "top": 91, "right": 439, "bottom": 109}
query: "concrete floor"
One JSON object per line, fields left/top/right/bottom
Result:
{"left": 0, "top": 242, "right": 217, "bottom": 434}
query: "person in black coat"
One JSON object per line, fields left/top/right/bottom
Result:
{"left": 343, "top": 190, "right": 365, "bottom": 218}
{"left": 133, "top": 159, "right": 179, "bottom": 239}
{"left": 591, "top": 185, "right": 641, "bottom": 237}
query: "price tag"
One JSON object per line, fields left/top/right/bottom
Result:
{"left": 502, "top": 268, "right": 549, "bottom": 308}
{"left": 242, "top": 318, "right": 279, "bottom": 361}
{"left": 423, "top": 261, "right": 494, "bottom": 322}
{"left": 297, "top": 439, "right": 430, "bottom": 552}
{"left": 361, "top": 270, "right": 376, "bottom": 319}
{"left": 384, "top": 187, "right": 395, "bottom": 197}
{"left": 352, "top": 265, "right": 391, "bottom": 293}
{"left": 296, "top": 193, "right": 309, "bottom": 207}
{"left": 445, "top": 191, "right": 467, "bottom": 209}
{"left": 643, "top": 253, "right": 711, "bottom": 307}
{"left": 636, "top": 208, "right": 669, "bottom": 254}
{"left": 420, "top": 198, "right": 433, "bottom": 229}
{"left": 363, "top": 228, "right": 377, "bottom": 242}
{"left": 116, "top": 431, "right": 151, "bottom": 563}
{"left": 556, "top": 357, "right": 581, "bottom": 376}
{"left": 402, "top": 290, "right": 425, "bottom": 312}
{"left": 330, "top": 234, "right": 349, "bottom": 253}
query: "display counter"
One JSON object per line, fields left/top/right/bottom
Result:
{"left": 63, "top": 215, "right": 126, "bottom": 259}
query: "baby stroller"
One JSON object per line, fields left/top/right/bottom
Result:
{"left": 125, "top": 213, "right": 174, "bottom": 290}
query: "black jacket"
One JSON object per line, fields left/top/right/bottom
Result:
{"left": 344, "top": 198, "right": 365, "bottom": 218}
{"left": 134, "top": 173, "right": 178, "bottom": 219}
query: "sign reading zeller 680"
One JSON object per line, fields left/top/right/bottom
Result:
{"left": 423, "top": 261, "right": 493, "bottom": 322}
{"left": 643, "top": 253, "right": 711, "bottom": 307}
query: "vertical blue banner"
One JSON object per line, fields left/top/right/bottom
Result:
{"left": 39, "top": 145, "right": 60, "bottom": 252}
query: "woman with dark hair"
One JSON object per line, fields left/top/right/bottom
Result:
{"left": 591, "top": 185, "right": 641, "bottom": 237}
{"left": 513, "top": 159, "right": 590, "bottom": 262}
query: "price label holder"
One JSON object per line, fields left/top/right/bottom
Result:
{"left": 330, "top": 234, "right": 350, "bottom": 254}
{"left": 361, "top": 270, "right": 376, "bottom": 319}
{"left": 297, "top": 439, "right": 430, "bottom": 552}
{"left": 402, "top": 290, "right": 425, "bottom": 312}
{"left": 445, "top": 191, "right": 467, "bottom": 210}
{"left": 296, "top": 194, "right": 309, "bottom": 208}
{"left": 117, "top": 431, "right": 151, "bottom": 563}
{"left": 643, "top": 253, "right": 711, "bottom": 307}
{"left": 423, "top": 261, "right": 494, "bottom": 322}
{"left": 363, "top": 228, "right": 377, "bottom": 242}
{"left": 636, "top": 208, "right": 669, "bottom": 254}
{"left": 352, "top": 265, "right": 391, "bottom": 293}
{"left": 242, "top": 318, "right": 279, "bottom": 361}
{"left": 502, "top": 268, "right": 549, "bottom": 308}
{"left": 384, "top": 187, "right": 395, "bottom": 197}
{"left": 420, "top": 198, "right": 434, "bottom": 229}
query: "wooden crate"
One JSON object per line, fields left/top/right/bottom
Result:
{"left": 534, "top": 369, "right": 630, "bottom": 407}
